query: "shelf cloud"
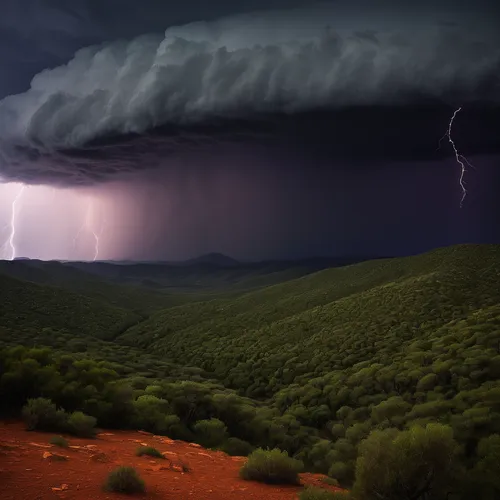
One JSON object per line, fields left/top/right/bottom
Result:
{"left": 0, "top": 3, "right": 499, "bottom": 186}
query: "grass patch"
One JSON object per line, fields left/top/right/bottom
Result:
{"left": 49, "top": 436, "right": 69, "bottom": 448}
{"left": 135, "top": 446, "right": 164, "bottom": 458}
{"left": 104, "top": 466, "right": 145, "bottom": 494}
{"left": 239, "top": 448, "right": 303, "bottom": 485}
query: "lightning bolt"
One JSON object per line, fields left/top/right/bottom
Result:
{"left": 438, "top": 107, "right": 475, "bottom": 208}
{"left": 2, "top": 185, "right": 26, "bottom": 260}
{"left": 73, "top": 198, "right": 105, "bottom": 261}
{"left": 91, "top": 216, "right": 105, "bottom": 262}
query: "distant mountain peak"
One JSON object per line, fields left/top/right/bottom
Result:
{"left": 184, "top": 252, "right": 239, "bottom": 267}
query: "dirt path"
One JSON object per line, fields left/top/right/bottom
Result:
{"left": 0, "top": 421, "right": 342, "bottom": 499}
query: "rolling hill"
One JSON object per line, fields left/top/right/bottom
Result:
{"left": 1, "top": 243, "right": 500, "bottom": 495}
{"left": 117, "top": 244, "right": 500, "bottom": 395}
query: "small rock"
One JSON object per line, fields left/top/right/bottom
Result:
{"left": 188, "top": 443, "right": 201, "bottom": 448}
{"left": 140, "top": 442, "right": 148, "bottom": 447}
{"left": 43, "top": 451, "right": 68, "bottom": 461}
{"left": 157, "top": 437, "right": 175, "bottom": 445}
{"left": 69, "top": 446, "right": 82, "bottom": 450}
{"left": 147, "top": 464, "right": 169, "bottom": 472}
{"left": 162, "top": 451, "right": 178, "bottom": 457}
{"left": 197, "top": 452, "right": 213, "bottom": 459}
{"left": 30, "top": 442, "right": 52, "bottom": 448}
{"left": 98, "top": 433, "right": 114, "bottom": 436}
{"left": 51, "top": 484, "right": 69, "bottom": 492}
{"left": 84, "top": 445, "right": 98, "bottom": 449}
{"left": 138, "top": 430, "right": 152, "bottom": 436}
{"left": 89, "top": 451, "right": 109, "bottom": 463}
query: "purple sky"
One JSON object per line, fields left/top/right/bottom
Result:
{"left": 0, "top": 0, "right": 499, "bottom": 261}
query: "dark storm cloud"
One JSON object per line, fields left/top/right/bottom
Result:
{"left": 0, "top": 1, "right": 499, "bottom": 186}
{"left": 0, "top": 0, "right": 312, "bottom": 97}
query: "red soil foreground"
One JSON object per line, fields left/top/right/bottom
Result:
{"left": 0, "top": 421, "right": 343, "bottom": 500}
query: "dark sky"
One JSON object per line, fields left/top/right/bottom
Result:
{"left": 0, "top": 0, "right": 499, "bottom": 261}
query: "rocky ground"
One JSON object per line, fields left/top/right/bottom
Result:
{"left": 0, "top": 421, "right": 342, "bottom": 499}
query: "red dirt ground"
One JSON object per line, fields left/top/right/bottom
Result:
{"left": 0, "top": 421, "right": 343, "bottom": 500}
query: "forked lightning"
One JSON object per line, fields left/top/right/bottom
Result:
{"left": 0, "top": 184, "right": 26, "bottom": 260}
{"left": 73, "top": 199, "right": 105, "bottom": 261}
{"left": 439, "top": 107, "right": 475, "bottom": 208}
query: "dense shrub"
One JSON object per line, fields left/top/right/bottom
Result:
{"left": 321, "top": 477, "right": 340, "bottom": 487}
{"left": 239, "top": 448, "right": 303, "bottom": 485}
{"left": 135, "top": 446, "right": 164, "bottom": 459}
{"left": 3, "top": 245, "right": 500, "bottom": 498}
{"left": 22, "top": 398, "right": 67, "bottom": 432}
{"left": 193, "top": 418, "right": 228, "bottom": 448}
{"left": 50, "top": 435, "right": 69, "bottom": 448}
{"left": 66, "top": 411, "right": 97, "bottom": 438}
{"left": 299, "top": 487, "right": 349, "bottom": 500}
{"left": 220, "top": 437, "right": 254, "bottom": 456}
{"left": 353, "top": 424, "right": 461, "bottom": 500}
{"left": 104, "top": 466, "right": 145, "bottom": 494}
{"left": 469, "top": 434, "right": 500, "bottom": 498}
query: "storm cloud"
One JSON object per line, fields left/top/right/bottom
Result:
{"left": 0, "top": 2, "right": 499, "bottom": 186}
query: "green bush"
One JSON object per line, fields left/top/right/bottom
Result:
{"left": 22, "top": 398, "right": 67, "bottom": 432}
{"left": 67, "top": 411, "right": 97, "bottom": 438}
{"left": 239, "top": 448, "right": 303, "bottom": 485}
{"left": 353, "top": 424, "right": 461, "bottom": 500}
{"left": 193, "top": 418, "right": 228, "bottom": 448}
{"left": 220, "top": 437, "right": 254, "bottom": 456}
{"left": 321, "top": 477, "right": 340, "bottom": 487}
{"left": 135, "top": 446, "right": 164, "bottom": 458}
{"left": 299, "top": 487, "right": 350, "bottom": 500}
{"left": 50, "top": 435, "right": 69, "bottom": 448}
{"left": 104, "top": 466, "right": 145, "bottom": 494}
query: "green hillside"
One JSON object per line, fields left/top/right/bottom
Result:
{"left": 117, "top": 244, "right": 500, "bottom": 396}
{"left": 2, "top": 243, "right": 500, "bottom": 497}
{"left": 0, "top": 259, "right": 196, "bottom": 314}
{"left": 0, "top": 273, "right": 142, "bottom": 340}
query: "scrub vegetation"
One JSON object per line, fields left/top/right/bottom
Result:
{"left": 1, "top": 243, "right": 500, "bottom": 499}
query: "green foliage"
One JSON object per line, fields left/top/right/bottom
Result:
{"left": 3, "top": 244, "right": 500, "bottom": 497}
{"left": 104, "top": 466, "right": 145, "bottom": 494}
{"left": 239, "top": 448, "right": 303, "bottom": 485}
{"left": 49, "top": 435, "right": 69, "bottom": 448}
{"left": 193, "top": 418, "right": 228, "bottom": 448}
{"left": 353, "top": 424, "right": 461, "bottom": 500}
{"left": 321, "top": 477, "right": 339, "bottom": 487}
{"left": 0, "top": 273, "right": 141, "bottom": 341}
{"left": 135, "top": 446, "right": 164, "bottom": 458}
{"left": 220, "top": 437, "right": 254, "bottom": 456}
{"left": 66, "top": 411, "right": 97, "bottom": 438}
{"left": 469, "top": 434, "right": 500, "bottom": 499}
{"left": 299, "top": 486, "right": 341, "bottom": 500}
{"left": 22, "top": 398, "right": 67, "bottom": 432}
